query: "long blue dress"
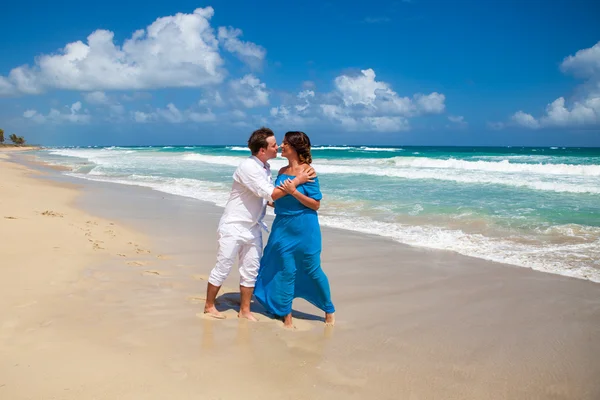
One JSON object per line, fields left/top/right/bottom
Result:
{"left": 254, "top": 174, "right": 335, "bottom": 318}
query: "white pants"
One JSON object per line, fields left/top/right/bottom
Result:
{"left": 208, "top": 223, "right": 263, "bottom": 288}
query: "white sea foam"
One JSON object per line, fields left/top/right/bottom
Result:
{"left": 360, "top": 146, "right": 402, "bottom": 152}
{"left": 182, "top": 153, "right": 243, "bottom": 167}
{"left": 66, "top": 172, "right": 231, "bottom": 207}
{"left": 63, "top": 165, "right": 600, "bottom": 283}
{"left": 227, "top": 146, "right": 250, "bottom": 151}
{"left": 316, "top": 164, "right": 600, "bottom": 194}
{"left": 318, "top": 216, "right": 600, "bottom": 283}
{"left": 34, "top": 147, "right": 600, "bottom": 284}
{"left": 385, "top": 157, "right": 600, "bottom": 176}
{"left": 312, "top": 146, "right": 356, "bottom": 150}
{"left": 45, "top": 149, "right": 600, "bottom": 194}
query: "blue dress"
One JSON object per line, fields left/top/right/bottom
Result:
{"left": 254, "top": 174, "right": 335, "bottom": 318}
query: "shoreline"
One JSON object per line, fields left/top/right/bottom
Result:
{"left": 1, "top": 153, "right": 600, "bottom": 399}
{"left": 0, "top": 145, "right": 41, "bottom": 151}
{"left": 29, "top": 146, "right": 600, "bottom": 284}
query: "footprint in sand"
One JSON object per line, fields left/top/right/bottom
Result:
{"left": 39, "top": 320, "right": 54, "bottom": 328}
{"left": 41, "top": 210, "right": 64, "bottom": 217}
{"left": 92, "top": 243, "right": 105, "bottom": 250}
{"left": 117, "top": 253, "right": 127, "bottom": 257}
{"left": 142, "top": 270, "right": 165, "bottom": 276}
{"left": 86, "top": 220, "right": 98, "bottom": 226}
{"left": 187, "top": 295, "right": 206, "bottom": 304}
{"left": 127, "top": 261, "right": 147, "bottom": 267}
{"left": 156, "top": 254, "right": 170, "bottom": 260}
{"left": 4, "top": 216, "right": 18, "bottom": 219}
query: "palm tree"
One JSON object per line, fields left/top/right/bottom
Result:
{"left": 0, "top": 128, "right": 4, "bottom": 144}
{"left": 6, "top": 133, "right": 25, "bottom": 145}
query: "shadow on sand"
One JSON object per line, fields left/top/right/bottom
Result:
{"left": 215, "top": 292, "right": 325, "bottom": 322}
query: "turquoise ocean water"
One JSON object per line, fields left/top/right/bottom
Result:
{"left": 34, "top": 145, "right": 600, "bottom": 282}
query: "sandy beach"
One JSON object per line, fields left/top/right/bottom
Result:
{"left": 1, "top": 151, "right": 600, "bottom": 400}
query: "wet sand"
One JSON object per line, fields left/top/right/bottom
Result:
{"left": 2, "top": 152, "right": 600, "bottom": 399}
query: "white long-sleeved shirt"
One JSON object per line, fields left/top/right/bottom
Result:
{"left": 218, "top": 156, "right": 274, "bottom": 232}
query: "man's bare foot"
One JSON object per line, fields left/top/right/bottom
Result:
{"left": 325, "top": 312, "right": 335, "bottom": 326}
{"left": 204, "top": 305, "right": 226, "bottom": 319}
{"left": 238, "top": 310, "right": 258, "bottom": 321}
{"left": 283, "top": 313, "right": 294, "bottom": 329}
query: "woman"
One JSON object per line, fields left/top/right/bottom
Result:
{"left": 254, "top": 131, "right": 335, "bottom": 328}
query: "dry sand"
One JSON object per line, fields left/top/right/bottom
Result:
{"left": 1, "top": 151, "right": 600, "bottom": 400}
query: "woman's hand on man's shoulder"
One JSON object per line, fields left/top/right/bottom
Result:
{"left": 304, "top": 164, "right": 317, "bottom": 179}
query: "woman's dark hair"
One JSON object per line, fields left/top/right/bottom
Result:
{"left": 248, "top": 127, "right": 275, "bottom": 155}
{"left": 284, "top": 131, "right": 312, "bottom": 164}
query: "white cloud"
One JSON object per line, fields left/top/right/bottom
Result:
{"left": 0, "top": 77, "right": 14, "bottom": 95}
{"left": 133, "top": 103, "right": 216, "bottom": 123}
{"left": 362, "top": 116, "right": 409, "bottom": 132}
{"left": 319, "top": 69, "right": 445, "bottom": 132}
{"left": 295, "top": 90, "right": 314, "bottom": 112}
{"left": 22, "top": 109, "right": 46, "bottom": 123}
{"left": 415, "top": 93, "right": 446, "bottom": 114}
{"left": 157, "top": 103, "right": 185, "bottom": 123}
{"left": 217, "top": 27, "right": 266, "bottom": 69}
{"left": 189, "top": 109, "right": 216, "bottom": 122}
{"left": 23, "top": 102, "right": 91, "bottom": 123}
{"left": 0, "top": 7, "right": 264, "bottom": 95}
{"left": 71, "top": 101, "right": 82, "bottom": 113}
{"left": 320, "top": 104, "right": 359, "bottom": 130}
{"left": 448, "top": 115, "right": 468, "bottom": 128}
{"left": 83, "top": 91, "right": 110, "bottom": 104}
{"left": 231, "top": 110, "right": 246, "bottom": 119}
{"left": 334, "top": 69, "right": 388, "bottom": 107}
{"left": 230, "top": 74, "right": 269, "bottom": 108}
{"left": 448, "top": 115, "right": 464, "bottom": 123}
{"left": 560, "top": 42, "right": 600, "bottom": 79}
{"left": 511, "top": 111, "right": 540, "bottom": 129}
{"left": 199, "top": 90, "right": 226, "bottom": 107}
{"left": 331, "top": 69, "right": 445, "bottom": 116}
{"left": 83, "top": 91, "right": 125, "bottom": 116}
{"left": 133, "top": 111, "right": 153, "bottom": 123}
{"left": 270, "top": 105, "right": 317, "bottom": 127}
{"left": 508, "top": 41, "right": 600, "bottom": 129}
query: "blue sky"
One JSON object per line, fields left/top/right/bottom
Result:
{"left": 1, "top": 0, "right": 599, "bottom": 146}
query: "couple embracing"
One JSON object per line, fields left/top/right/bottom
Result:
{"left": 203, "top": 127, "right": 335, "bottom": 328}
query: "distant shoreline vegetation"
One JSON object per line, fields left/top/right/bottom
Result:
{"left": 0, "top": 128, "right": 27, "bottom": 146}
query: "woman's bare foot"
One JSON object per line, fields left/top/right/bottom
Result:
{"left": 203, "top": 305, "right": 226, "bottom": 319}
{"left": 238, "top": 310, "right": 258, "bottom": 321}
{"left": 283, "top": 313, "right": 294, "bottom": 329}
{"left": 325, "top": 312, "right": 335, "bottom": 326}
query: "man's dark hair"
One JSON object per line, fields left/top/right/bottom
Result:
{"left": 248, "top": 127, "right": 275, "bottom": 155}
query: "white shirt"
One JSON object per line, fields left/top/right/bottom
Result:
{"left": 219, "top": 156, "right": 274, "bottom": 232}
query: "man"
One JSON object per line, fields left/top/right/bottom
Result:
{"left": 204, "top": 127, "right": 316, "bottom": 320}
